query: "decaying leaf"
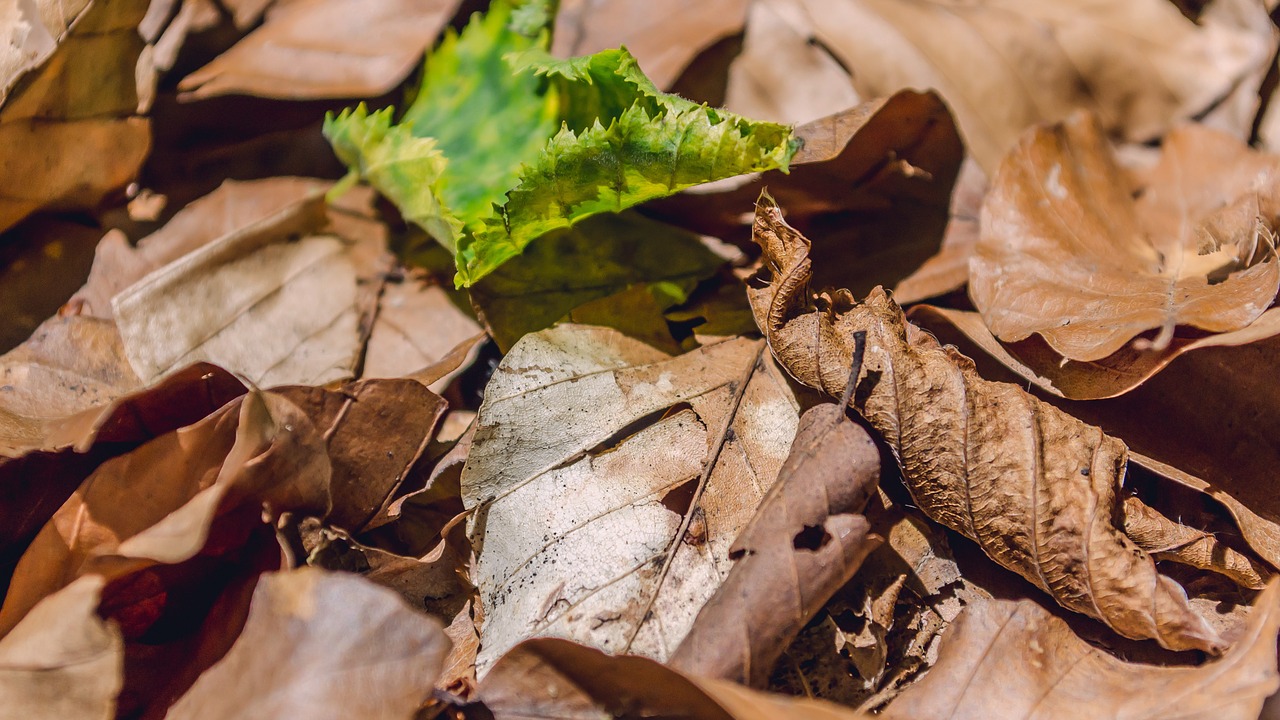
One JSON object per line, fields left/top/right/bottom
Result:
{"left": 0, "top": 576, "right": 121, "bottom": 720}
{"left": 468, "top": 212, "right": 724, "bottom": 351}
{"left": 178, "top": 0, "right": 460, "bottom": 100}
{"left": 722, "top": 0, "right": 860, "bottom": 126}
{"left": 1123, "top": 495, "right": 1270, "bottom": 591}
{"left": 788, "top": 0, "right": 1274, "bottom": 171}
{"left": 461, "top": 324, "right": 800, "bottom": 669}
{"left": 883, "top": 581, "right": 1280, "bottom": 720}
{"left": 670, "top": 373, "right": 883, "bottom": 687}
{"left": 164, "top": 568, "right": 449, "bottom": 720}
{"left": 972, "top": 115, "right": 1280, "bottom": 362}
{"left": 748, "top": 195, "right": 1220, "bottom": 653}
{"left": 552, "top": 0, "right": 748, "bottom": 90}
{"left": 479, "top": 637, "right": 873, "bottom": 719}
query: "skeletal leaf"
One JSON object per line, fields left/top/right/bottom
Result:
{"left": 747, "top": 195, "right": 1220, "bottom": 653}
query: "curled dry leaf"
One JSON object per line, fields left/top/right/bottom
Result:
{"left": 972, "top": 115, "right": 1280, "bottom": 362}
{"left": 0, "top": 576, "right": 121, "bottom": 720}
{"left": 669, "top": 394, "right": 883, "bottom": 687}
{"left": 479, "top": 637, "right": 872, "bottom": 720}
{"left": 460, "top": 324, "right": 800, "bottom": 669}
{"left": 788, "top": 0, "right": 1273, "bottom": 171}
{"left": 552, "top": 0, "right": 748, "bottom": 90}
{"left": 748, "top": 195, "right": 1220, "bottom": 653}
{"left": 883, "top": 581, "right": 1280, "bottom": 720}
{"left": 0, "top": 390, "right": 330, "bottom": 715}
{"left": 177, "top": 0, "right": 460, "bottom": 100}
{"left": 164, "top": 568, "right": 449, "bottom": 720}
{"left": 1122, "top": 495, "right": 1270, "bottom": 591}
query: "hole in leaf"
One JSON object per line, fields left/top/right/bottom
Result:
{"left": 793, "top": 524, "right": 831, "bottom": 551}
{"left": 660, "top": 477, "right": 698, "bottom": 516}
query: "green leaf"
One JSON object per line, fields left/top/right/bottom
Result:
{"left": 323, "top": 105, "right": 460, "bottom": 250}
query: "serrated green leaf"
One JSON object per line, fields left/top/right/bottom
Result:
{"left": 323, "top": 104, "right": 460, "bottom": 249}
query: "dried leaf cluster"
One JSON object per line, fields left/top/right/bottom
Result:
{"left": 4, "top": 0, "right": 1280, "bottom": 718}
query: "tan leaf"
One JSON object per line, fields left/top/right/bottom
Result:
{"left": 478, "top": 637, "right": 872, "bottom": 719}
{"left": 69, "top": 177, "right": 333, "bottom": 321}
{"left": 722, "top": 0, "right": 860, "bottom": 126}
{"left": 362, "top": 272, "right": 483, "bottom": 388}
{"left": 109, "top": 180, "right": 390, "bottom": 388}
{"left": 164, "top": 568, "right": 449, "bottom": 720}
{"left": 0, "top": 0, "right": 153, "bottom": 232}
{"left": 177, "top": 0, "right": 460, "bottom": 100}
{"left": 552, "top": 0, "right": 747, "bottom": 89}
{"left": 1122, "top": 495, "right": 1271, "bottom": 590}
{"left": 669, "top": 397, "right": 883, "bottom": 687}
{"left": 460, "top": 324, "right": 800, "bottom": 670}
{"left": 972, "top": 114, "right": 1280, "bottom": 362}
{"left": 789, "top": 0, "right": 1273, "bottom": 171}
{"left": 747, "top": 195, "right": 1220, "bottom": 653}
{"left": 0, "top": 576, "right": 121, "bottom": 720}
{"left": 882, "top": 581, "right": 1280, "bottom": 720}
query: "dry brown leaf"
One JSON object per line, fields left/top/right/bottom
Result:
{"left": 0, "top": 363, "right": 244, "bottom": 596}
{"left": 654, "top": 91, "right": 962, "bottom": 301}
{"left": 460, "top": 324, "right": 800, "bottom": 669}
{"left": 177, "top": 0, "right": 460, "bottom": 100}
{"left": 0, "top": 576, "right": 121, "bottom": 720}
{"left": 0, "top": 390, "right": 330, "bottom": 715}
{"left": 973, "top": 115, "right": 1280, "bottom": 362}
{"left": 479, "top": 637, "right": 872, "bottom": 719}
{"left": 0, "top": 216, "right": 102, "bottom": 352}
{"left": 275, "top": 378, "right": 447, "bottom": 533}
{"left": 552, "top": 0, "right": 747, "bottom": 90}
{"left": 362, "top": 272, "right": 483, "bottom": 388}
{"left": 0, "top": 0, "right": 155, "bottom": 232}
{"left": 669, "top": 394, "right": 882, "bottom": 687}
{"left": 722, "top": 0, "right": 860, "bottom": 126}
{"left": 883, "top": 581, "right": 1280, "bottom": 720}
{"left": 164, "top": 568, "right": 448, "bottom": 720}
{"left": 1123, "top": 495, "right": 1271, "bottom": 590}
{"left": 748, "top": 195, "right": 1220, "bottom": 653}
{"left": 69, "top": 177, "right": 332, "bottom": 321}
{"left": 108, "top": 180, "right": 390, "bottom": 388}
{"left": 788, "top": 0, "right": 1273, "bottom": 171}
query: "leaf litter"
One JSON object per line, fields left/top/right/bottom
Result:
{"left": 3, "top": 0, "right": 1280, "bottom": 718}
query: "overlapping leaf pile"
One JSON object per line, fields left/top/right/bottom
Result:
{"left": 4, "top": 0, "right": 1280, "bottom": 718}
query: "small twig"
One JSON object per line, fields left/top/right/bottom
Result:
{"left": 838, "top": 330, "right": 868, "bottom": 412}
{"left": 621, "top": 340, "right": 766, "bottom": 653}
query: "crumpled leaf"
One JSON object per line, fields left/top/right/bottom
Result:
{"left": 788, "top": 0, "right": 1275, "bottom": 171}
{"left": 670, "top": 395, "right": 882, "bottom": 687}
{"left": 0, "top": 390, "right": 330, "bottom": 716}
{"left": 883, "top": 581, "right": 1280, "bottom": 720}
{"left": 1122, "top": 495, "right": 1270, "bottom": 591}
{"left": 722, "top": 0, "right": 860, "bottom": 126}
{"left": 971, "top": 114, "right": 1280, "bottom": 362}
{"left": 551, "top": 0, "right": 748, "bottom": 90}
{"left": 177, "top": 0, "right": 460, "bottom": 100}
{"left": 0, "top": 0, "right": 152, "bottom": 232}
{"left": 479, "top": 637, "right": 873, "bottom": 719}
{"left": 461, "top": 324, "right": 800, "bottom": 669}
{"left": 469, "top": 211, "right": 725, "bottom": 351}
{"left": 109, "top": 180, "right": 390, "bottom": 387}
{"left": 0, "top": 576, "right": 121, "bottom": 720}
{"left": 748, "top": 195, "right": 1220, "bottom": 653}
{"left": 325, "top": 1, "right": 798, "bottom": 286}
{"left": 164, "top": 568, "right": 449, "bottom": 720}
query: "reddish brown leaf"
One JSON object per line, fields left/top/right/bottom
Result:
{"left": 748, "top": 194, "right": 1220, "bottom": 653}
